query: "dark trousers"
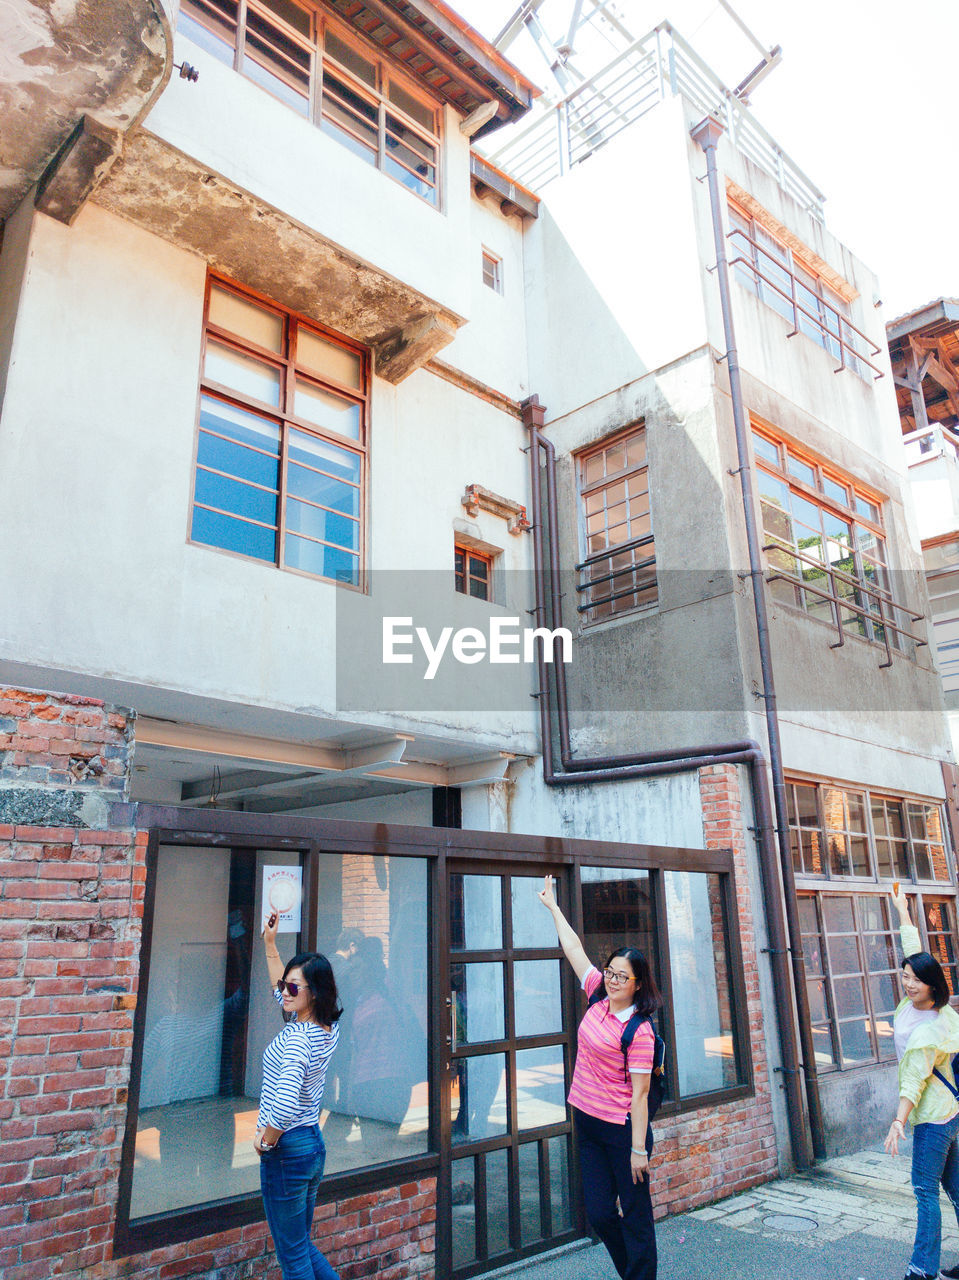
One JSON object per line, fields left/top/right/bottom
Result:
{"left": 573, "top": 1107, "right": 656, "bottom": 1280}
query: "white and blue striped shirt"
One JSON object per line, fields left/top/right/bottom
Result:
{"left": 257, "top": 990, "right": 339, "bottom": 1132}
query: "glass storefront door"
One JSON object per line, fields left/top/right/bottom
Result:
{"left": 443, "top": 865, "right": 579, "bottom": 1277}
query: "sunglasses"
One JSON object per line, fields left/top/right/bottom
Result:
{"left": 276, "top": 979, "right": 303, "bottom": 997}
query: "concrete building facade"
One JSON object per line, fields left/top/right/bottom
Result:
{"left": 0, "top": 3, "right": 955, "bottom": 1279}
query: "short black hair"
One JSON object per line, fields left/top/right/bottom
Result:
{"left": 903, "top": 950, "right": 951, "bottom": 1010}
{"left": 285, "top": 952, "right": 343, "bottom": 1025}
{"left": 604, "top": 946, "right": 663, "bottom": 1018}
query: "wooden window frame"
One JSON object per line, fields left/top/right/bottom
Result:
{"left": 178, "top": 0, "right": 442, "bottom": 207}
{"left": 752, "top": 423, "right": 922, "bottom": 657}
{"left": 454, "top": 543, "right": 494, "bottom": 602}
{"left": 788, "top": 776, "right": 954, "bottom": 889}
{"left": 190, "top": 272, "right": 369, "bottom": 589}
{"left": 575, "top": 424, "right": 656, "bottom": 625}
{"left": 481, "top": 248, "right": 503, "bottom": 294}
{"left": 114, "top": 808, "right": 753, "bottom": 1255}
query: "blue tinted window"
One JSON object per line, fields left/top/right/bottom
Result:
{"left": 191, "top": 507, "right": 277, "bottom": 562}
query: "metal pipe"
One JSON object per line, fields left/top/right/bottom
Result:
{"left": 522, "top": 399, "right": 812, "bottom": 1170}
{"left": 692, "top": 114, "right": 825, "bottom": 1160}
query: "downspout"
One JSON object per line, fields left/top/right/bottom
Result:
{"left": 691, "top": 113, "right": 825, "bottom": 1160}
{"left": 523, "top": 398, "right": 812, "bottom": 1170}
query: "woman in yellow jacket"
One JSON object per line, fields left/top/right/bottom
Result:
{"left": 885, "top": 889, "right": 959, "bottom": 1280}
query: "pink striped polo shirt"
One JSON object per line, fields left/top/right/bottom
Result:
{"left": 567, "top": 966, "right": 655, "bottom": 1124}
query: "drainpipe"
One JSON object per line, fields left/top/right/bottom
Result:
{"left": 691, "top": 113, "right": 825, "bottom": 1160}
{"left": 523, "top": 398, "right": 812, "bottom": 1170}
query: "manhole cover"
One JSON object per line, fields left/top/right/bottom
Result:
{"left": 762, "top": 1214, "right": 818, "bottom": 1233}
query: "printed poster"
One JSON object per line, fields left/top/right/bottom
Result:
{"left": 261, "top": 864, "right": 303, "bottom": 933}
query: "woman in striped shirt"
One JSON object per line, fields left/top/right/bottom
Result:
{"left": 539, "top": 875, "right": 661, "bottom": 1280}
{"left": 255, "top": 911, "right": 342, "bottom": 1280}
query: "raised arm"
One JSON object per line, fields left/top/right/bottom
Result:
{"left": 892, "top": 886, "right": 922, "bottom": 958}
{"left": 538, "top": 875, "right": 592, "bottom": 983}
{"left": 263, "top": 911, "right": 284, "bottom": 990}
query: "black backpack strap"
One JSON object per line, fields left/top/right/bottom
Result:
{"left": 619, "top": 1013, "right": 645, "bottom": 1084}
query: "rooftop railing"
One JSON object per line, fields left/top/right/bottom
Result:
{"left": 485, "top": 21, "right": 827, "bottom": 220}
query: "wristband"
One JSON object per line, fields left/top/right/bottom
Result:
{"left": 631, "top": 1147, "right": 647, "bottom": 1156}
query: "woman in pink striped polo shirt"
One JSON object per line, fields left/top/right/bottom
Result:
{"left": 538, "top": 875, "right": 661, "bottom": 1280}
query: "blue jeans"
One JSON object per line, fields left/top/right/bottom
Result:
{"left": 910, "top": 1110, "right": 959, "bottom": 1275}
{"left": 573, "top": 1107, "right": 656, "bottom": 1280}
{"left": 260, "top": 1125, "right": 339, "bottom": 1280}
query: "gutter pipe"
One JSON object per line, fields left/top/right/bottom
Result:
{"left": 691, "top": 114, "right": 825, "bottom": 1159}
{"left": 520, "top": 113, "right": 830, "bottom": 1164}
{"left": 523, "top": 397, "right": 812, "bottom": 1169}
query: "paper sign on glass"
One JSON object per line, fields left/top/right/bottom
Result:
{"left": 262, "top": 865, "right": 303, "bottom": 933}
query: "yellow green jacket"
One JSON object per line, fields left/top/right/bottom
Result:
{"left": 898, "top": 922, "right": 959, "bottom": 1126}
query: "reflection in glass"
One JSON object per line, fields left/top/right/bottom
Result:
{"left": 519, "top": 1142, "right": 542, "bottom": 1245}
{"left": 205, "top": 340, "right": 281, "bottom": 406}
{"left": 839, "top": 1018, "right": 874, "bottom": 1065}
{"left": 511, "top": 877, "right": 557, "bottom": 948}
{"left": 487, "top": 1147, "right": 511, "bottom": 1258}
{"left": 549, "top": 1135, "right": 573, "bottom": 1233}
{"left": 132, "top": 846, "right": 300, "bottom": 1218}
{"left": 665, "top": 870, "right": 740, "bottom": 1097}
{"left": 514, "top": 960, "right": 562, "bottom": 1038}
{"left": 516, "top": 1045, "right": 567, "bottom": 1130}
{"left": 811, "top": 1022, "right": 836, "bottom": 1068}
{"left": 314, "top": 854, "right": 429, "bottom": 1174}
{"left": 451, "top": 963, "right": 504, "bottom": 1045}
{"left": 450, "top": 1156, "right": 476, "bottom": 1270}
{"left": 581, "top": 867, "right": 655, "bottom": 987}
{"left": 451, "top": 1054, "right": 507, "bottom": 1144}
{"left": 450, "top": 874, "right": 503, "bottom": 951}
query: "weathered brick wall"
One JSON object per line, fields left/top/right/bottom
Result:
{"left": 0, "top": 689, "right": 436, "bottom": 1280}
{"left": 645, "top": 764, "right": 780, "bottom": 1216}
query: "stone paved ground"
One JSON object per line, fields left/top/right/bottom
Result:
{"left": 502, "top": 1142, "right": 959, "bottom": 1280}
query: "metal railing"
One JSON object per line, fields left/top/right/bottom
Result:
{"left": 763, "top": 541, "right": 925, "bottom": 668}
{"left": 484, "top": 21, "right": 826, "bottom": 220}
{"left": 575, "top": 533, "right": 657, "bottom": 613}
{"left": 727, "top": 229, "right": 883, "bottom": 379}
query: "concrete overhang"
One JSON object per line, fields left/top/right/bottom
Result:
{"left": 0, "top": 0, "right": 174, "bottom": 223}
{"left": 94, "top": 131, "right": 463, "bottom": 382}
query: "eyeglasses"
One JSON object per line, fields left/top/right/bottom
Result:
{"left": 603, "top": 968, "right": 634, "bottom": 986}
{"left": 276, "top": 979, "right": 302, "bottom": 997}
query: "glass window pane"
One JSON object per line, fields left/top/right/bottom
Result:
{"left": 486, "top": 1148, "right": 510, "bottom": 1258}
{"left": 822, "top": 476, "right": 848, "bottom": 507}
{"left": 514, "top": 960, "right": 563, "bottom": 1038}
{"left": 131, "top": 846, "right": 301, "bottom": 1218}
{"left": 287, "top": 459, "right": 359, "bottom": 518}
{"left": 205, "top": 340, "right": 281, "bottom": 405}
{"left": 549, "top": 1135, "right": 573, "bottom": 1232}
{"left": 838, "top": 1017, "right": 874, "bottom": 1066}
{"left": 179, "top": 7, "right": 236, "bottom": 62}
{"left": 519, "top": 1142, "right": 543, "bottom": 1246}
{"left": 787, "top": 455, "right": 817, "bottom": 487}
{"left": 191, "top": 506, "right": 277, "bottom": 562}
{"left": 285, "top": 497, "right": 358, "bottom": 552}
{"left": 294, "top": 380, "right": 361, "bottom": 439}
{"left": 665, "top": 871, "right": 741, "bottom": 1096}
{"left": 811, "top": 1022, "right": 836, "bottom": 1070}
{"left": 752, "top": 433, "right": 780, "bottom": 466}
{"left": 581, "top": 867, "right": 655, "bottom": 986}
{"left": 311, "top": 855, "right": 428, "bottom": 1171}
{"left": 284, "top": 532, "right": 358, "bottom": 583}
{"left": 516, "top": 1045, "right": 567, "bottom": 1131}
{"left": 451, "top": 1053, "right": 507, "bottom": 1144}
{"left": 806, "top": 978, "right": 828, "bottom": 1022}
{"left": 869, "top": 973, "right": 898, "bottom": 1013}
{"left": 833, "top": 975, "right": 868, "bottom": 1017}
{"left": 451, "top": 1156, "right": 477, "bottom": 1270}
{"left": 288, "top": 429, "right": 361, "bottom": 486}
{"left": 511, "top": 877, "right": 559, "bottom": 949}
{"left": 822, "top": 894, "right": 854, "bottom": 934}
{"left": 827, "top": 934, "right": 861, "bottom": 976}
{"left": 450, "top": 874, "right": 503, "bottom": 951}
{"left": 325, "top": 28, "right": 376, "bottom": 86}
{"left": 195, "top": 467, "right": 278, "bottom": 527}
{"left": 209, "top": 286, "right": 284, "bottom": 351}
{"left": 297, "top": 327, "right": 362, "bottom": 389}
{"left": 388, "top": 80, "right": 435, "bottom": 131}
{"left": 452, "top": 962, "right": 504, "bottom": 1045}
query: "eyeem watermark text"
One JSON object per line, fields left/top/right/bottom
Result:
{"left": 383, "top": 617, "right": 573, "bottom": 680}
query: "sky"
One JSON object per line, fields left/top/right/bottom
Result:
{"left": 452, "top": 0, "right": 958, "bottom": 321}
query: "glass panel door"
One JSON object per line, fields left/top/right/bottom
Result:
{"left": 444, "top": 866, "right": 578, "bottom": 1278}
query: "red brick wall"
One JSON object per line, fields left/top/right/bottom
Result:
{"left": 644, "top": 764, "right": 780, "bottom": 1216}
{"left": 0, "top": 689, "right": 437, "bottom": 1280}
